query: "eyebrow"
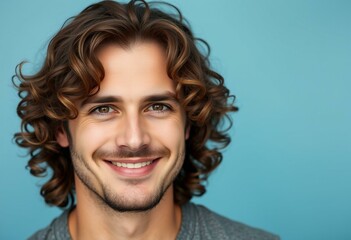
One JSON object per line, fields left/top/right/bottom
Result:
{"left": 80, "top": 96, "right": 122, "bottom": 107}
{"left": 80, "top": 91, "right": 179, "bottom": 108}
{"left": 143, "top": 92, "right": 178, "bottom": 103}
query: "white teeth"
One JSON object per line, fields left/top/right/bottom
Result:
{"left": 111, "top": 160, "right": 153, "bottom": 169}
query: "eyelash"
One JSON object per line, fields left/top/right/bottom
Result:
{"left": 145, "top": 103, "right": 172, "bottom": 113}
{"left": 90, "top": 105, "right": 117, "bottom": 115}
{"left": 89, "top": 103, "right": 172, "bottom": 116}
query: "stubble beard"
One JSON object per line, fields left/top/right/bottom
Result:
{"left": 70, "top": 146, "right": 185, "bottom": 213}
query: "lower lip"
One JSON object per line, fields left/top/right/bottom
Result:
{"left": 105, "top": 159, "right": 160, "bottom": 178}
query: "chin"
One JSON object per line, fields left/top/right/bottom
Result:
{"left": 100, "top": 183, "right": 171, "bottom": 213}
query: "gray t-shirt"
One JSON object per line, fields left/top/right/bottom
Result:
{"left": 29, "top": 202, "right": 279, "bottom": 240}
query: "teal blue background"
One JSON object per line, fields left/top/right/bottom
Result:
{"left": 1, "top": 0, "right": 350, "bottom": 239}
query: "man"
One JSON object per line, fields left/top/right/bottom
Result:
{"left": 14, "top": 0, "right": 279, "bottom": 239}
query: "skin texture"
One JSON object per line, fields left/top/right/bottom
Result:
{"left": 56, "top": 42, "right": 188, "bottom": 239}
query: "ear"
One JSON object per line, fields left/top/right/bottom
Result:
{"left": 56, "top": 124, "right": 69, "bottom": 147}
{"left": 185, "top": 125, "right": 191, "bottom": 140}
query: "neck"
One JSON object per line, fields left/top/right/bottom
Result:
{"left": 69, "top": 178, "right": 181, "bottom": 240}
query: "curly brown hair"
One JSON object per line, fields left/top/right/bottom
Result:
{"left": 14, "top": 0, "right": 238, "bottom": 208}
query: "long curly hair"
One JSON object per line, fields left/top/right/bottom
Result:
{"left": 14, "top": 0, "right": 238, "bottom": 208}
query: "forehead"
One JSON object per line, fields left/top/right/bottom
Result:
{"left": 93, "top": 41, "right": 176, "bottom": 100}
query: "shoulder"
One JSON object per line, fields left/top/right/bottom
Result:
{"left": 28, "top": 209, "right": 71, "bottom": 240}
{"left": 179, "top": 202, "right": 279, "bottom": 240}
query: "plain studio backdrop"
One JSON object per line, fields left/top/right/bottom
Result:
{"left": 1, "top": 0, "right": 350, "bottom": 239}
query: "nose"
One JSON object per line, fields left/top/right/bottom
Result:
{"left": 115, "top": 111, "right": 151, "bottom": 151}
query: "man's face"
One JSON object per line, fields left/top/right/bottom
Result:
{"left": 57, "top": 42, "right": 188, "bottom": 212}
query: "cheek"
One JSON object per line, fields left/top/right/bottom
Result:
{"left": 149, "top": 119, "right": 186, "bottom": 151}
{"left": 70, "top": 119, "right": 111, "bottom": 153}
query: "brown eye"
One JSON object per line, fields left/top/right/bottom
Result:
{"left": 92, "top": 106, "right": 114, "bottom": 114}
{"left": 152, "top": 104, "right": 165, "bottom": 111}
{"left": 146, "top": 103, "right": 171, "bottom": 113}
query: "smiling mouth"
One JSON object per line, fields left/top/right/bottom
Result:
{"left": 109, "top": 160, "right": 154, "bottom": 169}
{"left": 105, "top": 158, "right": 160, "bottom": 177}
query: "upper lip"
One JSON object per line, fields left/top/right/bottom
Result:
{"left": 105, "top": 157, "right": 159, "bottom": 164}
